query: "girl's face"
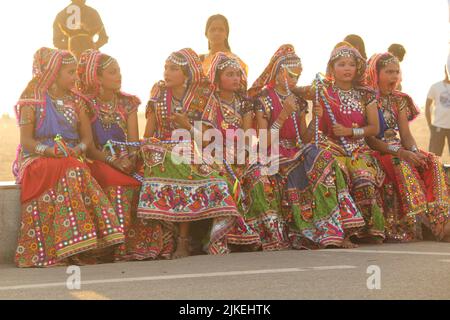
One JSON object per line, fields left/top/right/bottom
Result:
{"left": 276, "top": 66, "right": 302, "bottom": 90}
{"left": 219, "top": 66, "right": 241, "bottom": 93}
{"left": 378, "top": 62, "right": 400, "bottom": 94}
{"left": 55, "top": 63, "right": 77, "bottom": 92}
{"left": 207, "top": 19, "right": 228, "bottom": 47}
{"left": 164, "top": 61, "right": 187, "bottom": 89}
{"left": 98, "top": 60, "right": 122, "bottom": 91}
{"left": 332, "top": 56, "right": 357, "bottom": 83}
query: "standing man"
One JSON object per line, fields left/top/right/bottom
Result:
{"left": 53, "top": 0, "right": 109, "bottom": 59}
{"left": 426, "top": 65, "right": 450, "bottom": 156}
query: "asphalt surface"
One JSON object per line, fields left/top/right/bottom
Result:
{"left": 0, "top": 242, "right": 449, "bottom": 300}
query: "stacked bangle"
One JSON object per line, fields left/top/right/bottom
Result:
{"left": 77, "top": 143, "right": 87, "bottom": 153}
{"left": 352, "top": 128, "right": 365, "bottom": 138}
{"left": 34, "top": 143, "right": 47, "bottom": 156}
{"left": 410, "top": 145, "right": 419, "bottom": 153}
{"left": 271, "top": 121, "right": 282, "bottom": 130}
{"left": 105, "top": 156, "right": 115, "bottom": 165}
{"left": 387, "top": 145, "right": 401, "bottom": 154}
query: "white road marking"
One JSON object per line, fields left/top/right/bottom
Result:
{"left": 321, "top": 249, "right": 450, "bottom": 256}
{"left": 0, "top": 265, "right": 356, "bottom": 291}
{"left": 439, "top": 259, "right": 450, "bottom": 263}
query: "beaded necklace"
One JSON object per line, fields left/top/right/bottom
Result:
{"left": 380, "top": 94, "right": 398, "bottom": 130}
{"left": 218, "top": 94, "right": 243, "bottom": 130}
{"left": 48, "top": 92, "right": 77, "bottom": 126}
{"left": 314, "top": 75, "right": 353, "bottom": 156}
{"left": 334, "top": 85, "right": 363, "bottom": 115}
{"left": 94, "top": 95, "right": 121, "bottom": 130}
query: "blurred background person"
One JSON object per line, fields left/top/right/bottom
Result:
{"left": 53, "top": 0, "right": 109, "bottom": 59}
{"left": 425, "top": 64, "right": 450, "bottom": 157}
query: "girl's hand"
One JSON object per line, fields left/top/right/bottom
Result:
{"left": 398, "top": 149, "right": 427, "bottom": 167}
{"left": 169, "top": 112, "right": 191, "bottom": 130}
{"left": 333, "top": 124, "right": 352, "bottom": 137}
{"left": 313, "top": 103, "right": 323, "bottom": 119}
{"left": 281, "top": 95, "right": 298, "bottom": 116}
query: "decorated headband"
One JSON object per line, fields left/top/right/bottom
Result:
{"left": 167, "top": 53, "right": 189, "bottom": 66}
{"left": 217, "top": 59, "right": 241, "bottom": 71}
{"left": 380, "top": 55, "right": 400, "bottom": 67}
{"left": 100, "top": 56, "right": 116, "bottom": 70}
{"left": 62, "top": 55, "right": 77, "bottom": 65}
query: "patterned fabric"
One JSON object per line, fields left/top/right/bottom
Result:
{"left": 367, "top": 54, "right": 449, "bottom": 241}
{"left": 139, "top": 48, "right": 260, "bottom": 254}
{"left": 15, "top": 159, "right": 125, "bottom": 267}
{"left": 248, "top": 44, "right": 301, "bottom": 99}
{"left": 200, "top": 52, "right": 248, "bottom": 78}
{"left": 255, "top": 86, "right": 365, "bottom": 248}
{"left": 325, "top": 140, "right": 386, "bottom": 239}
{"left": 15, "top": 48, "right": 76, "bottom": 118}
{"left": 146, "top": 48, "right": 215, "bottom": 140}
{"left": 204, "top": 57, "right": 289, "bottom": 251}
{"left": 77, "top": 50, "right": 173, "bottom": 260}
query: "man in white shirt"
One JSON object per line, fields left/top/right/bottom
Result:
{"left": 426, "top": 65, "right": 450, "bottom": 156}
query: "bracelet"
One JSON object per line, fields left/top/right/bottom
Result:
{"left": 105, "top": 156, "right": 115, "bottom": 165}
{"left": 77, "top": 143, "right": 87, "bottom": 153}
{"left": 387, "top": 145, "right": 401, "bottom": 154}
{"left": 271, "top": 121, "right": 282, "bottom": 130}
{"left": 352, "top": 128, "right": 365, "bottom": 138}
{"left": 34, "top": 143, "right": 48, "bottom": 156}
{"left": 410, "top": 145, "right": 419, "bottom": 153}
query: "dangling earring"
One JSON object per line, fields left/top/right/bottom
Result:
{"left": 183, "top": 79, "right": 188, "bottom": 88}
{"left": 99, "top": 85, "right": 105, "bottom": 97}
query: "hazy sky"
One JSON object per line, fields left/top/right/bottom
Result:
{"left": 0, "top": 0, "right": 448, "bottom": 116}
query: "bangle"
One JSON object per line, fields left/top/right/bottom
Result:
{"left": 77, "top": 143, "right": 87, "bottom": 153}
{"left": 352, "top": 128, "right": 364, "bottom": 138}
{"left": 271, "top": 121, "right": 282, "bottom": 130}
{"left": 387, "top": 145, "right": 401, "bottom": 154}
{"left": 105, "top": 156, "right": 115, "bottom": 164}
{"left": 410, "top": 145, "right": 419, "bottom": 153}
{"left": 34, "top": 143, "right": 48, "bottom": 156}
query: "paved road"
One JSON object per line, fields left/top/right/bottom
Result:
{"left": 0, "top": 242, "right": 450, "bottom": 300}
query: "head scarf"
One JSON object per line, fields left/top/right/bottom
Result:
{"left": 15, "top": 47, "right": 76, "bottom": 121}
{"left": 248, "top": 44, "right": 302, "bottom": 98}
{"left": 150, "top": 48, "right": 214, "bottom": 114}
{"left": 326, "top": 42, "right": 367, "bottom": 86}
{"left": 366, "top": 52, "right": 400, "bottom": 91}
{"left": 367, "top": 52, "right": 419, "bottom": 121}
{"left": 76, "top": 49, "right": 140, "bottom": 108}
{"left": 207, "top": 52, "right": 247, "bottom": 94}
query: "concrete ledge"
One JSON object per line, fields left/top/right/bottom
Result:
{"left": 0, "top": 182, "right": 20, "bottom": 265}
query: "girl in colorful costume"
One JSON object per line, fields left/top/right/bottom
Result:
{"left": 366, "top": 52, "right": 450, "bottom": 242}
{"left": 138, "top": 48, "right": 260, "bottom": 258}
{"left": 13, "top": 48, "right": 124, "bottom": 267}
{"left": 77, "top": 49, "right": 172, "bottom": 260}
{"left": 203, "top": 52, "right": 290, "bottom": 251}
{"left": 249, "top": 44, "right": 365, "bottom": 249}
{"left": 310, "top": 42, "right": 386, "bottom": 243}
